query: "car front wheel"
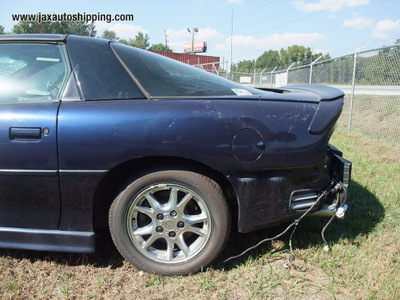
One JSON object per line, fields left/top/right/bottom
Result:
{"left": 109, "top": 170, "right": 230, "bottom": 275}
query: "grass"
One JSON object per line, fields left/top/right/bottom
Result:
{"left": 1, "top": 129, "right": 399, "bottom": 299}
{"left": 337, "top": 94, "right": 400, "bottom": 147}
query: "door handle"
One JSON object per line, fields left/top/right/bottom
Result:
{"left": 9, "top": 127, "right": 42, "bottom": 140}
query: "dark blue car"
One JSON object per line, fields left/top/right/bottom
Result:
{"left": 0, "top": 34, "right": 351, "bottom": 275}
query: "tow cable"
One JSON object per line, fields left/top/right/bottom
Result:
{"left": 223, "top": 182, "right": 348, "bottom": 265}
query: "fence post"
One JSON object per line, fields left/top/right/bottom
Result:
{"left": 270, "top": 67, "right": 277, "bottom": 88}
{"left": 348, "top": 52, "right": 358, "bottom": 133}
{"left": 309, "top": 55, "right": 323, "bottom": 84}
{"left": 259, "top": 68, "right": 267, "bottom": 86}
{"left": 287, "top": 63, "right": 296, "bottom": 85}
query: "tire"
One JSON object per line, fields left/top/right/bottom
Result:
{"left": 109, "top": 170, "right": 230, "bottom": 275}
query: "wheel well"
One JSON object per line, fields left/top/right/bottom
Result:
{"left": 93, "top": 156, "right": 238, "bottom": 229}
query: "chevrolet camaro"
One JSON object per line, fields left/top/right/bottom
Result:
{"left": 0, "top": 34, "right": 351, "bottom": 275}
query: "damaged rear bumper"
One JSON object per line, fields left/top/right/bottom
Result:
{"left": 311, "top": 144, "right": 352, "bottom": 218}
{"left": 229, "top": 144, "right": 352, "bottom": 233}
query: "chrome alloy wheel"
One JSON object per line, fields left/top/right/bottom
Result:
{"left": 126, "top": 183, "right": 212, "bottom": 263}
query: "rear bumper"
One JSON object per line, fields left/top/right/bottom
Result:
{"left": 329, "top": 144, "right": 352, "bottom": 193}
{"left": 311, "top": 145, "right": 352, "bottom": 217}
{"left": 229, "top": 144, "right": 352, "bottom": 232}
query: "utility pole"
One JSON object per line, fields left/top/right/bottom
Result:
{"left": 187, "top": 28, "right": 198, "bottom": 54}
{"left": 164, "top": 30, "right": 169, "bottom": 48}
{"left": 230, "top": 11, "right": 233, "bottom": 80}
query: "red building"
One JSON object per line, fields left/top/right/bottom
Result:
{"left": 150, "top": 51, "right": 220, "bottom": 74}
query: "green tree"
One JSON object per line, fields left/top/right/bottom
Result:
{"left": 256, "top": 50, "right": 281, "bottom": 71}
{"left": 101, "top": 30, "right": 118, "bottom": 41}
{"left": 280, "top": 45, "right": 313, "bottom": 68}
{"left": 148, "top": 43, "right": 172, "bottom": 52}
{"left": 12, "top": 16, "right": 96, "bottom": 36}
{"left": 0, "top": 25, "right": 5, "bottom": 35}
{"left": 120, "top": 32, "right": 149, "bottom": 49}
{"left": 232, "top": 60, "right": 255, "bottom": 73}
{"left": 67, "top": 21, "right": 96, "bottom": 37}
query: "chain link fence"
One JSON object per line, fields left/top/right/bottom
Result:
{"left": 228, "top": 45, "right": 400, "bottom": 147}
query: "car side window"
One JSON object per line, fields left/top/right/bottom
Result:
{"left": 0, "top": 43, "right": 69, "bottom": 103}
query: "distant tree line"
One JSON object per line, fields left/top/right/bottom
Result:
{"left": 98, "top": 29, "right": 172, "bottom": 52}
{"left": 232, "top": 41, "right": 400, "bottom": 86}
{"left": 232, "top": 45, "right": 330, "bottom": 73}
{"left": 297, "top": 39, "right": 400, "bottom": 85}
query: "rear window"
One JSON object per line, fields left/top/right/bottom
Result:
{"left": 111, "top": 43, "right": 262, "bottom": 98}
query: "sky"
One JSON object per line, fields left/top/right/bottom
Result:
{"left": 1, "top": 0, "right": 399, "bottom": 65}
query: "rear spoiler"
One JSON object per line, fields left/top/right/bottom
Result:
{"left": 281, "top": 84, "right": 344, "bottom": 101}
{"left": 283, "top": 85, "right": 345, "bottom": 135}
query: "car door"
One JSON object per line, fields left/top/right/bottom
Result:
{"left": 0, "top": 42, "right": 69, "bottom": 229}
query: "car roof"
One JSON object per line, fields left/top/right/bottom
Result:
{"left": 0, "top": 34, "right": 67, "bottom": 42}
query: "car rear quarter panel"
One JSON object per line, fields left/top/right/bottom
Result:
{"left": 58, "top": 99, "right": 324, "bottom": 170}
{"left": 57, "top": 98, "right": 333, "bottom": 232}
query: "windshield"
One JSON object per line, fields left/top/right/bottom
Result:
{"left": 112, "top": 42, "right": 262, "bottom": 98}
